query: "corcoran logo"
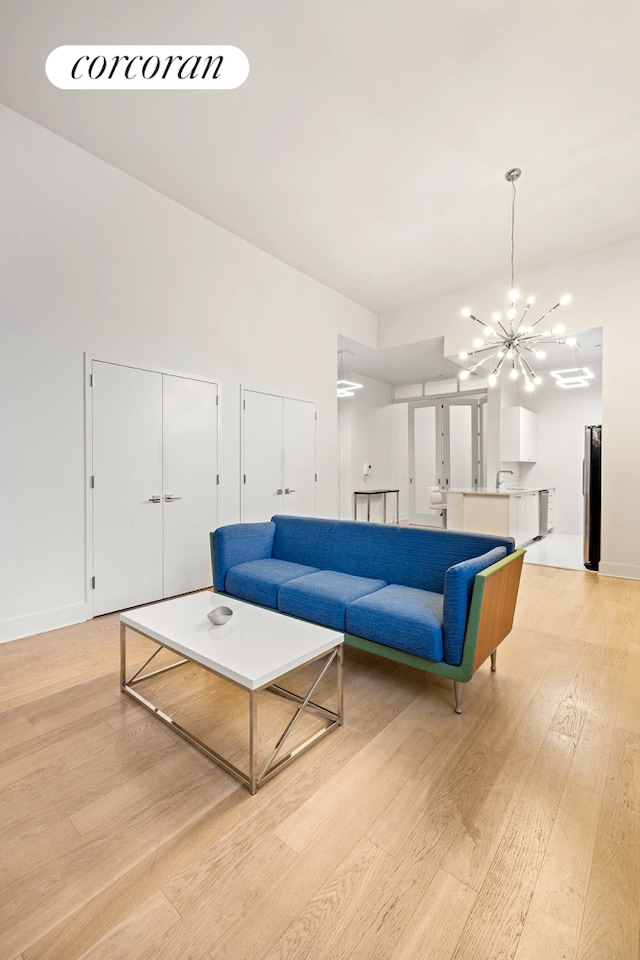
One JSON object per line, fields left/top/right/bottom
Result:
{"left": 46, "top": 45, "right": 249, "bottom": 90}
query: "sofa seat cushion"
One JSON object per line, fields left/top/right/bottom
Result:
{"left": 346, "top": 584, "right": 444, "bottom": 661}
{"left": 277, "top": 571, "right": 387, "bottom": 631}
{"left": 225, "top": 559, "right": 320, "bottom": 609}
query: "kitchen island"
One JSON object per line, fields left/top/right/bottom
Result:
{"left": 446, "top": 487, "right": 549, "bottom": 547}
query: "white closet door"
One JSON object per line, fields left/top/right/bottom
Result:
{"left": 242, "top": 390, "right": 285, "bottom": 522}
{"left": 92, "top": 362, "right": 164, "bottom": 615}
{"left": 163, "top": 375, "right": 218, "bottom": 598}
{"left": 283, "top": 398, "right": 316, "bottom": 516}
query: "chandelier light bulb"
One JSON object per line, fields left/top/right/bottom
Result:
{"left": 552, "top": 324, "right": 565, "bottom": 335}
{"left": 534, "top": 376, "right": 543, "bottom": 385}
{"left": 484, "top": 327, "right": 495, "bottom": 337}
{"left": 492, "top": 312, "right": 501, "bottom": 322}
{"left": 507, "top": 308, "right": 516, "bottom": 321}
{"left": 535, "top": 350, "right": 546, "bottom": 359}
{"left": 509, "top": 289, "right": 519, "bottom": 301}
{"left": 473, "top": 338, "right": 484, "bottom": 348}
{"left": 488, "top": 373, "right": 497, "bottom": 387}
{"left": 525, "top": 379, "right": 535, "bottom": 392}
{"left": 510, "top": 368, "right": 519, "bottom": 379}
{"left": 459, "top": 351, "right": 468, "bottom": 359}
{"left": 526, "top": 295, "right": 535, "bottom": 305}
{"left": 560, "top": 294, "right": 572, "bottom": 306}
{"left": 461, "top": 307, "right": 472, "bottom": 318}
{"left": 566, "top": 336, "right": 577, "bottom": 346}
{"left": 459, "top": 369, "right": 471, "bottom": 380}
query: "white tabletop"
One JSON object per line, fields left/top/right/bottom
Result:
{"left": 121, "top": 592, "right": 342, "bottom": 690}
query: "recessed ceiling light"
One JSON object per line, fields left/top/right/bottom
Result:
{"left": 550, "top": 367, "right": 594, "bottom": 388}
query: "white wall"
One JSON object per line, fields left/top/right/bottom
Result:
{"left": 0, "top": 105, "right": 375, "bottom": 642}
{"left": 338, "top": 375, "right": 408, "bottom": 523}
{"left": 497, "top": 379, "right": 602, "bottom": 535}
{"left": 378, "top": 240, "right": 640, "bottom": 579}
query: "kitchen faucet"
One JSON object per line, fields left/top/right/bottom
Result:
{"left": 496, "top": 469, "right": 514, "bottom": 489}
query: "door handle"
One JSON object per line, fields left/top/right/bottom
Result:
{"left": 275, "top": 488, "right": 284, "bottom": 495}
{"left": 164, "top": 494, "right": 183, "bottom": 501}
{"left": 148, "top": 495, "right": 162, "bottom": 503}
{"left": 284, "top": 488, "right": 296, "bottom": 494}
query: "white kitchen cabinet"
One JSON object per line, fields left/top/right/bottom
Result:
{"left": 501, "top": 406, "right": 537, "bottom": 462}
{"left": 508, "top": 491, "right": 539, "bottom": 546}
{"left": 524, "top": 490, "right": 539, "bottom": 542}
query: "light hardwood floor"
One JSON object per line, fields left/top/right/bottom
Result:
{"left": 1, "top": 564, "right": 639, "bottom": 960}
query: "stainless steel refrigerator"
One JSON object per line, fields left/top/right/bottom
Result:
{"left": 583, "top": 425, "right": 602, "bottom": 571}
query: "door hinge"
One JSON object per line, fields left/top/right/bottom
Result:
{"left": 89, "top": 373, "right": 93, "bottom": 386}
{"left": 243, "top": 474, "right": 246, "bottom": 484}
{"left": 90, "top": 475, "right": 95, "bottom": 488}
{"left": 315, "top": 412, "right": 318, "bottom": 420}
{"left": 216, "top": 474, "right": 220, "bottom": 485}
{"left": 243, "top": 399, "right": 246, "bottom": 410}
{"left": 315, "top": 473, "right": 318, "bottom": 482}
{"left": 216, "top": 395, "right": 219, "bottom": 406}
{"left": 91, "top": 576, "right": 95, "bottom": 589}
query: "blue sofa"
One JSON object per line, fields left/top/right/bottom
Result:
{"left": 210, "top": 515, "right": 525, "bottom": 712}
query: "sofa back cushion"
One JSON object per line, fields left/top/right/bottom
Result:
{"left": 272, "top": 515, "right": 513, "bottom": 593}
{"left": 271, "top": 515, "right": 337, "bottom": 569}
{"left": 442, "top": 545, "right": 507, "bottom": 665}
{"left": 326, "top": 521, "right": 512, "bottom": 593}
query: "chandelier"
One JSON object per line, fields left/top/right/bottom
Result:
{"left": 458, "top": 168, "right": 576, "bottom": 392}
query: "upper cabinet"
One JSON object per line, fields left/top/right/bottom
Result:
{"left": 501, "top": 406, "right": 537, "bottom": 462}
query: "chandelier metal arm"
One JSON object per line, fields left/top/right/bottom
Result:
{"left": 465, "top": 343, "right": 505, "bottom": 357}
{"left": 517, "top": 350, "right": 537, "bottom": 379}
{"left": 529, "top": 302, "right": 562, "bottom": 330}
{"left": 492, "top": 352, "right": 508, "bottom": 377}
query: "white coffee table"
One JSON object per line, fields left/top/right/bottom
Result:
{"left": 120, "top": 592, "right": 343, "bottom": 794}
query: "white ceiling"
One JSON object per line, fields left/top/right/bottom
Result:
{"left": 2, "top": 1, "right": 639, "bottom": 318}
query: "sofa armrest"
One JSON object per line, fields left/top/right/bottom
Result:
{"left": 464, "top": 549, "right": 525, "bottom": 673}
{"left": 210, "top": 522, "right": 276, "bottom": 593}
{"left": 442, "top": 545, "right": 508, "bottom": 665}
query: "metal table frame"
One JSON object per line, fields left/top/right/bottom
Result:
{"left": 353, "top": 488, "right": 400, "bottom": 524}
{"left": 120, "top": 623, "right": 343, "bottom": 795}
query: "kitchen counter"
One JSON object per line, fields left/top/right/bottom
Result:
{"left": 448, "top": 486, "right": 548, "bottom": 495}
{"left": 446, "top": 487, "right": 549, "bottom": 545}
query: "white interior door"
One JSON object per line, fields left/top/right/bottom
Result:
{"left": 163, "top": 375, "right": 218, "bottom": 597}
{"left": 92, "top": 362, "right": 164, "bottom": 615}
{"left": 283, "top": 398, "right": 316, "bottom": 516}
{"left": 445, "top": 400, "right": 476, "bottom": 489}
{"left": 409, "top": 395, "right": 485, "bottom": 526}
{"left": 409, "top": 403, "right": 441, "bottom": 525}
{"left": 243, "top": 390, "right": 285, "bottom": 521}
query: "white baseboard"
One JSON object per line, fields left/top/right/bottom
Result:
{"left": 0, "top": 602, "right": 91, "bottom": 644}
{"left": 598, "top": 562, "right": 640, "bottom": 581}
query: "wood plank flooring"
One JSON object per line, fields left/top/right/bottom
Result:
{"left": 1, "top": 564, "right": 639, "bottom": 960}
